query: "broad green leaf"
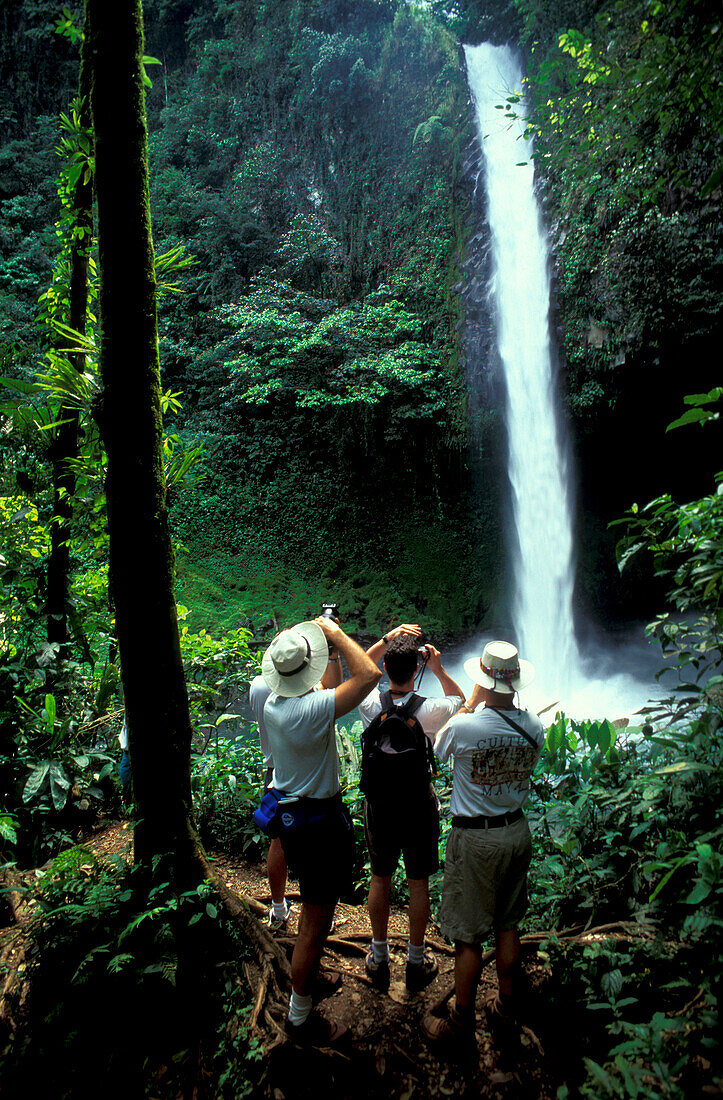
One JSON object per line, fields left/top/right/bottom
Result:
{"left": 686, "top": 881, "right": 711, "bottom": 905}
{"left": 49, "top": 761, "right": 71, "bottom": 811}
{"left": 23, "top": 761, "right": 50, "bottom": 803}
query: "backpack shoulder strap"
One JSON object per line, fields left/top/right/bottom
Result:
{"left": 398, "top": 692, "right": 426, "bottom": 719}
{"left": 379, "top": 690, "right": 395, "bottom": 714}
{"left": 487, "top": 706, "right": 539, "bottom": 750}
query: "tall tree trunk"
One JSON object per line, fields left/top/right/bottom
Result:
{"left": 47, "top": 45, "right": 93, "bottom": 654}
{"left": 86, "top": 0, "right": 195, "bottom": 879}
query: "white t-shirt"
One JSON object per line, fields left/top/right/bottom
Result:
{"left": 249, "top": 676, "right": 273, "bottom": 765}
{"left": 263, "top": 687, "right": 339, "bottom": 799}
{"left": 360, "top": 688, "right": 463, "bottom": 751}
{"left": 435, "top": 706, "right": 544, "bottom": 817}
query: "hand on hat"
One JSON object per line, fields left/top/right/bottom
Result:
{"left": 388, "top": 623, "right": 421, "bottom": 641}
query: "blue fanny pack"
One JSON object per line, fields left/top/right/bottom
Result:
{"left": 253, "top": 787, "right": 286, "bottom": 837}
{"left": 253, "top": 788, "right": 342, "bottom": 836}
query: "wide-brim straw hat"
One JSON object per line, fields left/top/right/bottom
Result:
{"left": 262, "top": 621, "right": 329, "bottom": 698}
{"left": 464, "top": 640, "right": 535, "bottom": 695}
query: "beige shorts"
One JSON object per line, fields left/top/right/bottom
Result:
{"left": 439, "top": 816, "right": 532, "bottom": 946}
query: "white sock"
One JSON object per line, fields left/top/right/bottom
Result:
{"left": 372, "top": 939, "right": 389, "bottom": 964}
{"left": 407, "top": 941, "right": 424, "bottom": 965}
{"left": 287, "top": 991, "right": 313, "bottom": 1027}
{"left": 272, "top": 898, "right": 289, "bottom": 920}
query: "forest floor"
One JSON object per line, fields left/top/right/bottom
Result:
{"left": 2, "top": 821, "right": 563, "bottom": 1098}
{"left": 92, "top": 822, "right": 555, "bottom": 1098}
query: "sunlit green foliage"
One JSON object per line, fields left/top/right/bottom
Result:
{"left": 517, "top": 0, "right": 722, "bottom": 420}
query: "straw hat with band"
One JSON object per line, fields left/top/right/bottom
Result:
{"left": 463, "top": 640, "right": 534, "bottom": 695}
{"left": 262, "top": 621, "right": 329, "bottom": 698}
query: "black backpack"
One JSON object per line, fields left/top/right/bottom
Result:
{"left": 360, "top": 691, "right": 437, "bottom": 803}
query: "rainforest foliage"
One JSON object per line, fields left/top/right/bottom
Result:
{"left": 0, "top": 1, "right": 721, "bottom": 1096}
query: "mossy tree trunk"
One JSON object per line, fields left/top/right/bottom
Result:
{"left": 46, "top": 42, "right": 93, "bottom": 655}
{"left": 86, "top": 0, "right": 195, "bottom": 879}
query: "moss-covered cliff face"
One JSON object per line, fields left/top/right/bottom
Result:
{"left": 137, "top": 1, "right": 503, "bottom": 635}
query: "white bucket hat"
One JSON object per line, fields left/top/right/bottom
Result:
{"left": 464, "top": 640, "right": 534, "bottom": 695}
{"left": 261, "top": 621, "right": 329, "bottom": 698}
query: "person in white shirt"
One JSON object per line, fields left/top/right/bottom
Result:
{"left": 262, "top": 617, "right": 380, "bottom": 1045}
{"left": 422, "top": 640, "right": 544, "bottom": 1051}
{"left": 359, "top": 625, "right": 465, "bottom": 994}
{"left": 249, "top": 645, "right": 341, "bottom": 932}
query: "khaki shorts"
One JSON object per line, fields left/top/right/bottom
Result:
{"left": 439, "top": 816, "right": 532, "bottom": 946}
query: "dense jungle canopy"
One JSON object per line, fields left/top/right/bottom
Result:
{"left": 0, "top": 1, "right": 721, "bottom": 1098}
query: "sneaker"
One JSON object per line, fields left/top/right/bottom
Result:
{"left": 405, "top": 949, "right": 439, "bottom": 993}
{"left": 266, "top": 901, "right": 292, "bottom": 933}
{"left": 422, "top": 1003, "right": 475, "bottom": 1050}
{"left": 365, "top": 948, "right": 391, "bottom": 992}
{"left": 285, "top": 1011, "right": 349, "bottom": 1046}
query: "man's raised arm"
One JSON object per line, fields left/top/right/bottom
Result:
{"left": 315, "top": 617, "right": 381, "bottom": 718}
{"left": 425, "top": 645, "right": 466, "bottom": 702}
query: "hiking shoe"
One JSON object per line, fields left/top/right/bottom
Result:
{"left": 266, "top": 901, "right": 292, "bottom": 933}
{"left": 313, "top": 968, "right": 342, "bottom": 1002}
{"left": 285, "top": 1011, "right": 349, "bottom": 1046}
{"left": 422, "top": 1003, "right": 476, "bottom": 1051}
{"left": 365, "top": 948, "right": 391, "bottom": 992}
{"left": 484, "top": 993, "right": 520, "bottom": 1054}
{"left": 405, "top": 949, "right": 438, "bottom": 993}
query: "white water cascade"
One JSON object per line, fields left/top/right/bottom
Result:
{"left": 465, "top": 42, "right": 582, "bottom": 701}
{"left": 456, "top": 43, "right": 668, "bottom": 719}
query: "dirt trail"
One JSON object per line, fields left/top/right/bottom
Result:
{"left": 76, "top": 822, "right": 554, "bottom": 1099}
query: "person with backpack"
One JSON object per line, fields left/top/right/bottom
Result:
{"left": 359, "top": 627, "right": 465, "bottom": 994}
{"left": 262, "top": 616, "right": 381, "bottom": 1044}
{"left": 421, "top": 639, "right": 544, "bottom": 1053}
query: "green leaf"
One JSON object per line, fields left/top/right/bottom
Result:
{"left": 23, "top": 761, "right": 50, "bottom": 803}
{"left": 666, "top": 408, "right": 719, "bottom": 432}
{"left": 205, "top": 902, "right": 218, "bottom": 919}
{"left": 686, "top": 881, "right": 712, "bottom": 905}
{"left": 0, "top": 375, "right": 42, "bottom": 395}
{"left": 44, "top": 694, "right": 56, "bottom": 734}
{"left": 601, "top": 968, "right": 623, "bottom": 1000}
{"left": 49, "top": 761, "right": 71, "bottom": 811}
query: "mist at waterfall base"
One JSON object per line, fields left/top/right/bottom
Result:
{"left": 442, "top": 625, "right": 675, "bottom": 724}
{"left": 462, "top": 43, "right": 667, "bottom": 722}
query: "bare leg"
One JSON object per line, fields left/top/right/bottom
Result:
{"left": 407, "top": 877, "right": 430, "bottom": 945}
{"left": 454, "top": 941, "right": 482, "bottom": 1012}
{"left": 292, "top": 901, "right": 336, "bottom": 995}
{"left": 367, "top": 874, "right": 392, "bottom": 942}
{"left": 267, "top": 837, "right": 287, "bottom": 904}
{"left": 495, "top": 928, "right": 521, "bottom": 1002}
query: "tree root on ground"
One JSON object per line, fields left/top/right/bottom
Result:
{"left": 0, "top": 869, "right": 33, "bottom": 1039}
{"left": 429, "top": 919, "right": 654, "bottom": 1015}
{"left": 191, "top": 830, "right": 292, "bottom": 1040}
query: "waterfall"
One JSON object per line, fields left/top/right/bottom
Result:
{"left": 464, "top": 43, "right": 581, "bottom": 698}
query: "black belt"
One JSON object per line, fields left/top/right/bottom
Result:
{"left": 452, "top": 808, "right": 523, "bottom": 830}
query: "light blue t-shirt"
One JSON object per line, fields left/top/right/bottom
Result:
{"left": 249, "top": 676, "right": 273, "bottom": 765}
{"left": 263, "top": 687, "right": 339, "bottom": 799}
